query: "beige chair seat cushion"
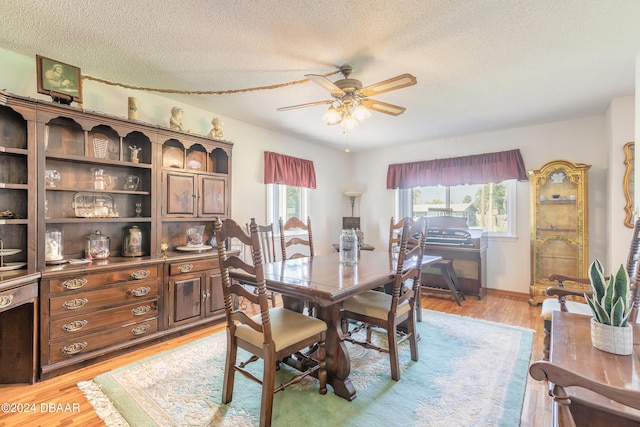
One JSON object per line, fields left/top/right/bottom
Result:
{"left": 235, "top": 307, "right": 327, "bottom": 352}
{"left": 342, "top": 290, "right": 411, "bottom": 320}
{"left": 540, "top": 298, "right": 593, "bottom": 321}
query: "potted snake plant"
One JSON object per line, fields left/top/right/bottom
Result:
{"left": 585, "top": 259, "right": 633, "bottom": 355}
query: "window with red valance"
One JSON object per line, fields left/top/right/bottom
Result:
{"left": 386, "top": 149, "right": 528, "bottom": 189}
{"left": 264, "top": 151, "right": 316, "bottom": 189}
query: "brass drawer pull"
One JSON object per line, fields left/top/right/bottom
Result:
{"left": 61, "top": 342, "right": 88, "bottom": 355}
{"left": 62, "top": 298, "right": 88, "bottom": 310}
{"left": 131, "top": 324, "right": 151, "bottom": 335}
{"left": 131, "top": 269, "right": 150, "bottom": 280}
{"left": 0, "top": 294, "right": 14, "bottom": 309}
{"left": 131, "top": 305, "right": 151, "bottom": 316}
{"left": 178, "top": 264, "right": 193, "bottom": 273}
{"left": 131, "top": 286, "right": 151, "bottom": 297}
{"left": 62, "top": 278, "right": 88, "bottom": 290}
{"left": 62, "top": 320, "right": 88, "bottom": 332}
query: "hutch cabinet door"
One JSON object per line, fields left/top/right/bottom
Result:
{"left": 205, "top": 272, "right": 224, "bottom": 316}
{"left": 164, "top": 171, "right": 196, "bottom": 217}
{"left": 199, "top": 175, "right": 227, "bottom": 216}
{"left": 168, "top": 274, "right": 203, "bottom": 327}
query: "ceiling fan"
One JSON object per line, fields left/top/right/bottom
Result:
{"left": 277, "top": 64, "right": 417, "bottom": 129}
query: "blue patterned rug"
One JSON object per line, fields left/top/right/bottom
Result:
{"left": 79, "top": 310, "right": 533, "bottom": 426}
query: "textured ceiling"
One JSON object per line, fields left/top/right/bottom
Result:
{"left": 3, "top": 0, "right": 640, "bottom": 152}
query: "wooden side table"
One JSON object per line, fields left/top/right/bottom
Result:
{"left": 550, "top": 311, "right": 640, "bottom": 426}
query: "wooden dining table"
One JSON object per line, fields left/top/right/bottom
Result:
{"left": 230, "top": 250, "right": 442, "bottom": 401}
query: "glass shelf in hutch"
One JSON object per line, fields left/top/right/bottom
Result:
{"left": 528, "top": 159, "right": 591, "bottom": 306}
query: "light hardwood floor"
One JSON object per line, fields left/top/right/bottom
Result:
{"left": 0, "top": 291, "right": 551, "bottom": 426}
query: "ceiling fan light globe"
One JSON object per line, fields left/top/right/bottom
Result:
{"left": 323, "top": 107, "right": 342, "bottom": 124}
{"left": 352, "top": 104, "right": 371, "bottom": 121}
{"left": 341, "top": 114, "right": 359, "bottom": 130}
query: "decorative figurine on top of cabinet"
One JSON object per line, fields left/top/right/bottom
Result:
{"left": 207, "top": 117, "right": 224, "bottom": 139}
{"left": 128, "top": 97, "right": 138, "bottom": 120}
{"left": 169, "top": 106, "right": 188, "bottom": 132}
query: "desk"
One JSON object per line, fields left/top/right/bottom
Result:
{"left": 550, "top": 311, "right": 640, "bottom": 426}
{"left": 232, "top": 251, "right": 441, "bottom": 401}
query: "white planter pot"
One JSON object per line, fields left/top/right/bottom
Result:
{"left": 590, "top": 317, "right": 633, "bottom": 355}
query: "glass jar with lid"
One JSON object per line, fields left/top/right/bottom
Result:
{"left": 339, "top": 229, "right": 358, "bottom": 265}
{"left": 85, "top": 230, "right": 110, "bottom": 259}
{"left": 122, "top": 226, "right": 143, "bottom": 257}
{"left": 45, "top": 226, "right": 64, "bottom": 262}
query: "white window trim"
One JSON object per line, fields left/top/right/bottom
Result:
{"left": 266, "top": 184, "right": 309, "bottom": 236}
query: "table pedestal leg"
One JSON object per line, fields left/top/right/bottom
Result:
{"left": 317, "top": 304, "right": 357, "bottom": 401}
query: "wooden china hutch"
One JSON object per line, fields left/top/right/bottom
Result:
{"left": 0, "top": 91, "right": 232, "bottom": 382}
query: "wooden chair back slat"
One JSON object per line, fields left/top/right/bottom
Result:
{"left": 279, "top": 216, "right": 314, "bottom": 260}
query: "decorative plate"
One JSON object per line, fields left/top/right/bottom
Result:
{"left": 68, "top": 258, "right": 92, "bottom": 265}
{"left": 176, "top": 245, "right": 213, "bottom": 252}
{"left": 0, "top": 262, "right": 27, "bottom": 271}
{"left": 0, "top": 248, "right": 21, "bottom": 256}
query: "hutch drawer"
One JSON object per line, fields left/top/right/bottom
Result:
{"left": 168, "top": 258, "right": 219, "bottom": 275}
{"left": 0, "top": 281, "right": 38, "bottom": 312}
{"left": 48, "top": 266, "right": 158, "bottom": 293}
{"left": 48, "top": 318, "right": 158, "bottom": 362}
{"left": 49, "top": 278, "right": 158, "bottom": 317}
{"left": 49, "top": 299, "right": 158, "bottom": 339}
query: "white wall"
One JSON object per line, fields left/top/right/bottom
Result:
{"left": 2, "top": 47, "right": 635, "bottom": 294}
{"left": 605, "top": 96, "right": 635, "bottom": 270}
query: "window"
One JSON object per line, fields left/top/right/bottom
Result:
{"left": 267, "top": 184, "right": 309, "bottom": 232}
{"left": 397, "top": 180, "right": 516, "bottom": 235}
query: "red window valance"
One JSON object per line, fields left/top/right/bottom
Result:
{"left": 264, "top": 151, "right": 317, "bottom": 189}
{"left": 386, "top": 149, "right": 528, "bottom": 189}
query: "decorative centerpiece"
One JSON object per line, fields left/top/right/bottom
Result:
{"left": 586, "top": 259, "right": 633, "bottom": 355}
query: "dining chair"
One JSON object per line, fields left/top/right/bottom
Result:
{"left": 279, "top": 216, "right": 315, "bottom": 314}
{"left": 385, "top": 217, "right": 429, "bottom": 321}
{"left": 279, "top": 216, "right": 314, "bottom": 260}
{"left": 341, "top": 217, "right": 426, "bottom": 381}
{"left": 214, "top": 217, "right": 327, "bottom": 427}
{"left": 242, "top": 222, "right": 278, "bottom": 307}
{"left": 540, "top": 217, "right": 640, "bottom": 360}
{"left": 530, "top": 360, "right": 640, "bottom": 427}
{"left": 388, "top": 216, "right": 408, "bottom": 253}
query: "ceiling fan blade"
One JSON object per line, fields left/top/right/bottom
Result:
{"left": 277, "top": 100, "right": 333, "bottom": 111}
{"left": 360, "top": 73, "right": 417, "bottom": 97}
{"left": 305, "top": 74, "right": 345, "bottom": 96}
{"left": 360, "top": 99, "right": 406, "bottom": 116}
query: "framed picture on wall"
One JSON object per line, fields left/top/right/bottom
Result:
{"left": 623, "top": 141, "right": 635, "bottom": 228}
{"left": 36, "top": 55, "right": 82, "bottom": 104}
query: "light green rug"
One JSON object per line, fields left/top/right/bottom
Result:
{"left": 79, "top": 310, "right": 533, "bottom": 426}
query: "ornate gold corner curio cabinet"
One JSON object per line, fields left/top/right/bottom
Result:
{"left": 529, "top": 159, "right": 590, "bottom": 306}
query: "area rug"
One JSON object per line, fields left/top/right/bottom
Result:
{"left": 78, "top": 310, "right": 533, "bottom": 427}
